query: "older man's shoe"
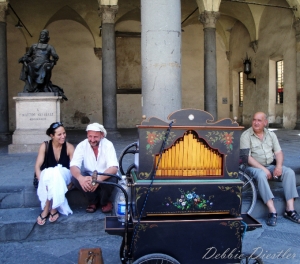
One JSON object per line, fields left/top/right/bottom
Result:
{"left": 284, "top": 210, "right": 300, "bottom": 224}
{"left": 266, "top": 212, "right": 277, "bottom": 226}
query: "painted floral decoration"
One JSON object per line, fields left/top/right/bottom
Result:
{"left": 164, "top": 188, "right": 214, "bottom": 211}
{"left": 206, "top": 131, "right": 234, "bottom": 153}
{"left": 145, "top": 131, "right": 176, "bottom": 154}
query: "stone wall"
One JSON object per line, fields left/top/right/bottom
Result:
{"left": 5, "top": 0, "right": 299, "bottom": 129}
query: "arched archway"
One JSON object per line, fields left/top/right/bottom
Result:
{"left": 48, "top": 20, "right": 103, "bottom": 129}
{"left": 45, "top": 5, "right": 97, "bottom": 47}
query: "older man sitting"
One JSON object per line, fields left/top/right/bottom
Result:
{"left": 70, "top": 123, "right": 119, "bottom": 213}
{"left": 240, "top": 112, "right": 299, "bottom": 226}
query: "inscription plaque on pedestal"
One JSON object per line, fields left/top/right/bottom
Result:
{"left": 8, "top": 93, "right": 62, "bottom": 153}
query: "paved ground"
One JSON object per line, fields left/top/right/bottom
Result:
{"left": 0, "top": 128, "right": 300, "bottom": 263}
{"left": 0, "top": 216, "right": 299, "bottom": 264}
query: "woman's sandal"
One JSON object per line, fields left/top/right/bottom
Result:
{"left": 284, "top": 210, "right": 300, "bottom": 224}
{"left": 266, "top": 212, "right": 277, "bottom": 226}
{"left": 49, "top": 211, "right": 60, "bottom": 222}
{"left": 37, "top": 213, "right": 49, "bottom": 226}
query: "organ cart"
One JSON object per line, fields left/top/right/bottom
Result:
{"left": 94, "top": 109, "right": 263, "bottom": 264}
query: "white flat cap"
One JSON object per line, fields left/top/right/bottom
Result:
{"left": 86, "top": 123, "right": 107, "bottom": 137}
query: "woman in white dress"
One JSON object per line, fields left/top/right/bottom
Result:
{"left": 35, "top": 122, "right": 75, "bottom": 225}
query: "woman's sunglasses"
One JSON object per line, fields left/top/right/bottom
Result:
{"left": 51, "top": 122, "right": 63, "bottom": 129}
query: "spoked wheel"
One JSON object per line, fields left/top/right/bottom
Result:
{"left": 238, "top": 170, "right": 257, "bottom": 214}
{"left": 240, "top": 253, "right": 263, "bottom": 263}
{"left": 132, "top": 253, "right": 180, "bottom": 264}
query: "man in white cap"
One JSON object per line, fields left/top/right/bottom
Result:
{"left": 70, "top": 123, "right": 118, "bottom": 213}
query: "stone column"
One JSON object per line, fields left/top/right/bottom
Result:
{"left": 141, "top": 0, "right": 182, "bottom": 121}
{"left": 199, "top": 11, "right": 220, "bottom": 120}
{"left": 0, "top": 2, "right": 9, "bottom": 141}
{"left": 99, "top": 5, "right": 118, "bottom": 129}
{"left": 293, "top": 20, "right": 300, "bottom": 129}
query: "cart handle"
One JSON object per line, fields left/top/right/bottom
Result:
{"left": 96, "top": 172, "right": 122, "bottom": 181}
{"left": 92, "top": 172, "right": 129, "bottom": 263}
{"left": 119, "top": 142, "right": 139, "bottom": 175}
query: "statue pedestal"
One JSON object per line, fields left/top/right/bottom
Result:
{"left": 8, "top": 93, "right": 62, "bottom": 153}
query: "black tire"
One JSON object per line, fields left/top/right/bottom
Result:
{"left": 240, "top": 253, "right": 263, "bottom": 263}
{"left": 132, "top": 253, "right": 180, "bottom": 264}
{"left": 238, "top": 170, "right": 257, "bottom": 214}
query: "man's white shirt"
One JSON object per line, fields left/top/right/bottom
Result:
{"left": 70, "top": 138, "right": 119, "bottom": 175}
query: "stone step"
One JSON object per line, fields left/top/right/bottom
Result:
{"left": 1, "top": 181, "right": 299, "bottom": 243}
{"left": 0, "top": 207, "right": 110, "bottom": 242}
{"left": 242, "top": 187, "right": 300, "bottom": 219}
{"left": 1, "top": 186, "right": 294, "bottom": 216}
{"left": 1, "top": 178, "right": 295, "bottom": 208}
{"left": 0, "top": 200, "right": 287, "bottom": 243}
{"left": 2, "top": 188, "right": 299, "bottom": 243}
{"left": 0, "top": 182, "right": 121, "bottom": 208}
{"left": 1, "top": 184, "right": 299, "bottom": 215}
{"left": 0, "top": 186, "right": 90, "bottom": 209}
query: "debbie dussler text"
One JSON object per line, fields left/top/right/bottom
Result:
{"left": 202, "top": 247, "right": 296, "bottom": 260}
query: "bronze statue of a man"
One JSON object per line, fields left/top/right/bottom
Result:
{"left": 19, "top": 29, "right": 67, "bottom": 100}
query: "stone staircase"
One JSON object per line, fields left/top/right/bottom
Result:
{"left": 0, "top": 183, "right": 119, "bottom": 242}
{"left": 0, "top": 129, "right": 135, "bottom": 243}
{"left": 242, "top": 185, "right": 300, "bottom": 218}
{"left": 1, "top": 129, "right": 300, "bottom": 243}
{"left": 2, "top": 177, "right": 299, "bottom": 243}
